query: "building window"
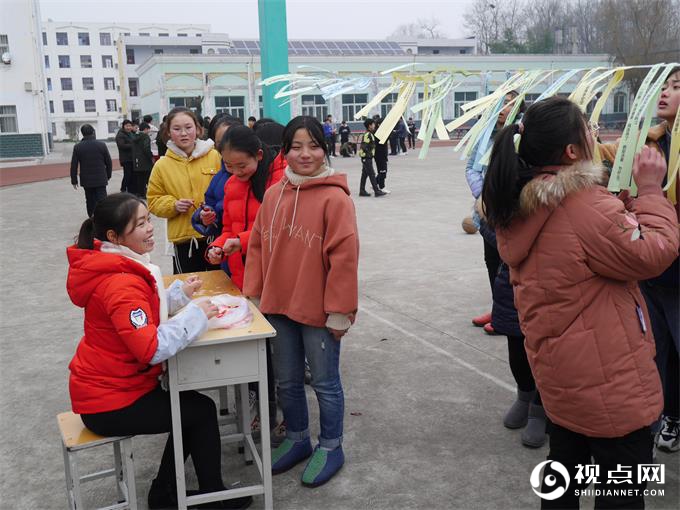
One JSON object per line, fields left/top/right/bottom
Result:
{"left": 613, "top": 92, "right": 627, "bottom": 114}
{"left": 454, "top": 91, "right": 478, "bottom": 117}
{"left": 46, "top": 78, "right": 52, "bottom": 91}
{"left": 178, "top": 33, "right": 188, "bottom": 37}
{"left": 139, "top": 32, "right": 150, "bottom": 37}
{"left": 196, "top": 33, "right": 202, "bottom": 37}
{"left": 128, "top": 78, "right": 138, "bottom": 97}
{"left": 84, "top": 99, "right": 96, "bottom": 112}
{"left": 63, "top": 100, "right": 75, "bottom": 113}
{"left": 51, "top": 122, "right": 56, "bottom": 136}
{"left": 380, "top": 93, "right": 398, "bottom": 118}
{"left": 154, "top": 48, "right": 163, "bottom": 54}
{"left": 524, "top": 93, "right": 540, "bottom": 106}
{"left": 459, "top": 49, "right": 466, "bottom": 54}
{"left": 44, "top": 55, "right": 49, "bottom": 68}
{"left": 60, "top": 77, "right": 73, "bottom": 91}
{"left": 102, "top": 55, "right": 113, "bottom": 68}
{"left": 432, "top": 49, "right": 440, "bottom": 54}
{"left": 106, "top": 99, "right": 117, "bottom": 112}
{"left": 80, "top": 55, "right": 92, "bottom": 68}
{"left": 78, "top": 32, "right": 90, "bottom": 46}
{"left": 56, "top": 32, "right": 68, "bottom": 45}
{"left": 214, "top": 96, "right": 245, "bottom": 120}
{"left": 169, "top": 96, "right": 202, "bottom": 111}
{"left": 300, "top": 95, "right": 328, "bottom": 122}
{"left": 126, "top": 48, "right": 135, "bottom": 64}
{"left": 108, "top": 121, "right": 118, "bottom": 133}
{"left": 259, "top": 95, "right": 263, "bottom": 119}
{"left": 104, "top": 77, "right": 115, "bottom": 90}
{"left": 0, "top": 34, "right": 9, "bottom": 55}
{"left": 99, "top": 32, "right": 112, "bottom": 46}
{"left": 49, "top": 100, "right": 54, "bottom": 113}
{"left": 0, "top": 105, "right": 18, "bottom": 133}
{"left": 58, "top": 55, "right": 70, "bottom": 68}
{"left": 82, "top": 77, "right": 94, "bottom": 90}
{"left": 42, "top": 32, "right": 47, "bottom": 45}
{"left": 341, "top": 93, "right": 368, "bottom": 122}
{"left": 159, "top": 33, "right": 169, "bottom": 37}
{"left": 123, "top": 32, "right": 130, "bottom": 36}
{"left": 190, "top": 48, "right": 199, "bottom": 54}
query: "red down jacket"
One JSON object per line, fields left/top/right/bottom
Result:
{"left": 66, "top": 240, "right": 162, "bottom": 414}
{"left": 209, "top": 151, "right": 286, "bottom": 289}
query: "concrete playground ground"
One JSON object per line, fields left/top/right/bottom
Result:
{"left": 0, "top": 147, "right": 678, "bottom": 509}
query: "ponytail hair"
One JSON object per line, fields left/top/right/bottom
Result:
{"left": 482, "top": 96, "right": 592, "bottom": 229}
{"left": 75, "top": 193, "right": 146, "bottom": 248}
{"left": 220, "top": 125, "right": 275, "bottom": 202}
{"left": 77, "top": 217, "right": 96, "bottom": 249}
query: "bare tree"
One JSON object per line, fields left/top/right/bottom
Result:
{"left": 391, "top": 17, "right": 448, "bottom": 39}
{"left": 593, "top": 0, "right": 680, "bottom": 91}
{"left": 463, "top": 0, "right": 522, "bottom": 54}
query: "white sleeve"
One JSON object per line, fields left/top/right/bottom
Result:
{"left": 166, "top": 279, "right": 191, "bottom": 315}
{"left": 149, "top": 301, "right": 208, "bottom": 365}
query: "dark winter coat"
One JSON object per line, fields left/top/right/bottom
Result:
{"left": 339, "top": 125, "right": 351, "bottom": 144}
{"left": 191, "top": 160, "right": 231, "bottom": 238}
{"left": 115, "top": 129, "right": 134, "bottom": 163}
{"left": 374, "top": 141, "right": 389, "bottom": 169}
{"left": 478, "top": 220, "right": 522, "bottom": 337}
{"left": 133, "top": 132, "right": 153, "bottom": 174}
{"left": 70, "top": 135, "right": 112, "bottom": 188}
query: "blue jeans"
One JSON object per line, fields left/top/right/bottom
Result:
{"left": 640, "top": 281, "right": 679, "bottom": 423}
{"left": 266, "top": 314, "right": 344, "bottom": 449}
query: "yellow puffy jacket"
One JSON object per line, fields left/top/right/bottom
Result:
{"left": 147, "top": 139, "right": 222, "bottom": 244}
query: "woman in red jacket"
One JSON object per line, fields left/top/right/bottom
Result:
{"left": 206, "top": 126, "right": 285, "bottom": 289}
{"left": 67, "top": 193, "right": 252, "bottom": 510}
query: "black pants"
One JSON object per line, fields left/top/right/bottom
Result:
{"left": 131, "top": 171, "right": 151, "bottom": 198}
{"left": 507, "top": 335, "right": 542, "bottom": 405}
{"left": 483, "top": 233, "right": 502, "bottom": 292}
{"left": 376, "top": 160, "right": 388, "bottom": 189}
{"left": 83, "top": 186, "right": 107, "bottom": 217}
{"left": 389, "top": 136, "right": 398, "bottom": 155}
{"left": 407, "top": 133, "right": 416, "bottom": 149}
{"left": 82, "top": 386, "right": 224, "bottom": 491}
{"left": 120, "top": 161, "right": 133, "bottom": 193}
{"left": 325, "top": 137, "right": 336, "bottom": 156}
{"left": 541, "top": 424, "right": 652, "bottom": 510}
{"left": 640, "top": 281, "right": 679, "bottom": 420}
{"left": 173, "top": 238, "right": 221, "bottom": 275}
{"left": 399, "top": 137, "right": 407, "bottom": 153}
{"left": 360, "top": 157, "right": 380, "bottom": 194}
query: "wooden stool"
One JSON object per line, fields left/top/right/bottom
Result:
{"left": 57, "top": 412, "right": 137, "bottom": 510}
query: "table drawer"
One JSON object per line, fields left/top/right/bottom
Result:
{"left": 175, "top": 342, "right": 259, "bottom": 385}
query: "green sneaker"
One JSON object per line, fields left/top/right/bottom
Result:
{"left": 271, "top": 437, "right": 312, "bottom": 475}
{"left": 301, "top": 445, "right": 345, "bottom": 487}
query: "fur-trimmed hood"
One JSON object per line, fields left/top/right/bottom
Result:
{"left": 499, "top": 161, "right": 609, "bottom": 267}
{"left": 519, "top": 161, "right": 608, "bottom": 216}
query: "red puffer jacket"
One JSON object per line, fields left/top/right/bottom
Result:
{"left": 209, "top": 151, "right": 286, "bottom": 289}
{"left": 66, "top": 241, "right": 162, "bottom": 414}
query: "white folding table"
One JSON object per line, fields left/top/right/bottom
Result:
{"left": 163, "top": 271, "right": 276, "bottom": 510}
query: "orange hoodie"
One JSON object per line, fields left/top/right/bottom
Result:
{"left": 243, "top": 170, "right": 359, "bottom": 329}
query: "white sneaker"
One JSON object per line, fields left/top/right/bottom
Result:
{"left": 381, "top": 189, "right": 391, "bottom": 194}
{"left": 656, "top": 416, "right": 680, "bottom": 453}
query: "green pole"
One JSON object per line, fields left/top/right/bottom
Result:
{"left": 258, "top": 0, "right": 291, "bottom": 124}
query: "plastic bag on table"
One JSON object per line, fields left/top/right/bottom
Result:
{"left": 200, "top": 294, "right": 253, "bottom": 330}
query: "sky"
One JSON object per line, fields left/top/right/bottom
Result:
{"left": 37, "top": 0, "right": 477, "bottom": 39}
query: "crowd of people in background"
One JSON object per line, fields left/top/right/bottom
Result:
{"left": 64, "top": 66, "right": 679, "bottom": 509}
